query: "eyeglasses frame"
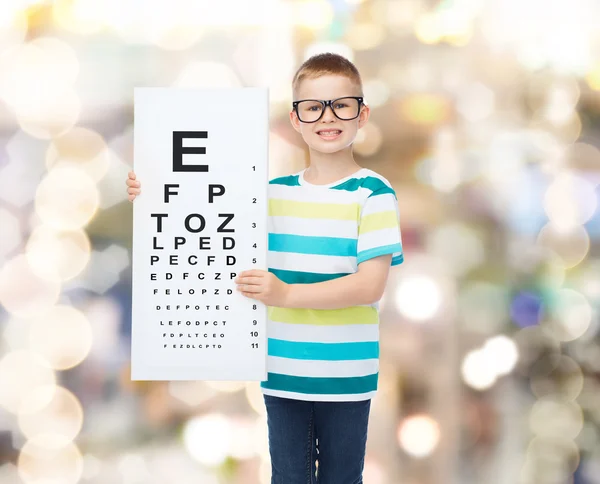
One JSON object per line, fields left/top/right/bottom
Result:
{"left": 292, "top": 96, "right": 365, "bottom": 123}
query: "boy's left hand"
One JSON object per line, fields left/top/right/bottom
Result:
{"left": 234, "top": 270, "right": 289, "bottom": 307}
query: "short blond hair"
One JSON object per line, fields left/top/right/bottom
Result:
{"left": 292, "top": 53, "right": 363, "bottom": 99}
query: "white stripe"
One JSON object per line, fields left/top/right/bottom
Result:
{"left": 358, "top": 227, "right": 402, "bottom": 252}
{"left": 267, "top": 356, "right": 379, "bottom": 378}
{"left": 268, "top": 183, "right": 362, "bottom": 203}
{"left": 267, "top": 251, "right": 357, "bottom": 274}
{"left": 269, "top": 216, "right": 358, "bottom": 238}
{"left": 267, "top": 320, "right": 379, "bottom": 343}
{"left": 261, "top": 387, "right": 376, "bottom": 402}
{"left": 361, "top": 192, "right": 398, "bottom": 217}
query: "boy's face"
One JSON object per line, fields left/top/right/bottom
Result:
{"left": 290, "top": 74, "right": 370, "bottom": 154}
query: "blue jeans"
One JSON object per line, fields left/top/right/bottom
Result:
{"left": 263, "top": 394, "right": 371, "bottom": 484}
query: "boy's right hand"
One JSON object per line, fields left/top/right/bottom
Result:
{"left": 126, "top": 171, "right": 141, "bottom": 202}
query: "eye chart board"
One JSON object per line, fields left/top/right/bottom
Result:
{"left": 131, "top": 87, "right": 268, "bottom": 381}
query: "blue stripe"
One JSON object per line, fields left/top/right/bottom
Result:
{"left": 268, "top": 339, "right": 379, "bottom": 360}
{"left": 269, "top": 233, "right": 357, "bottom": 257}
{"left": 391, "top": 254, "right": 404, "bottom": 266}
{"left": 357, "top": 243, "right": 403, "bottom": 264}
{"left": 269, "top": 268, "right": 350, "bottom": 284}
{"left": 261, "top": 372, "right": 378, "bottom": 395}
{"left": 332, "top": 176, "right": 397, "bottom": 199}
{"left": 269, "top": 175, "right": 300, "bottom": 186}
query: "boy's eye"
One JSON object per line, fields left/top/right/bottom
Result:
{"left": 334, "top": 103, "right": 348, "bottom": 109}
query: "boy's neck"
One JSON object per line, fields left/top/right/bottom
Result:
{"left": 304, "top": 146, "right": 362, "bottom": 184}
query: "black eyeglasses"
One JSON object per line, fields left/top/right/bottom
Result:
{"left": 292, "top": 96, "right": 364, "bottom": 123}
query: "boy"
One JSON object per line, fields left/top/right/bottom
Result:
{"left": 127, "top": 53, "right": 403, "bottom": 484}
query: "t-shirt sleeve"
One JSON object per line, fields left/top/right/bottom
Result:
{"left": 356, "top": 184, "right": 404, "bottom": 266}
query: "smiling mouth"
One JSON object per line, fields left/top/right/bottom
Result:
{"left": 316, "top": 129, "right": 342, "bottom": 137}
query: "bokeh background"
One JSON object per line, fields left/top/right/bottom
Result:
{"left": 1, "top": 0, "right": 600, "bottom": 483}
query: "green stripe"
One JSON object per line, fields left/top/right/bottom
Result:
{"left": 261, "top": 372, "right": 378, "bottom": 395}
{"left": 269, "top": 268, "right": 349, "bottom": 284}
{"left": 268, "top": 339, "right": 379, "bottom": 360}
{"left": 269, "top": 175, "right": 301, "bottom": 186}
{"left": 268, "top": 306, "right": 379, "bottom": 325}
{"left": 392, "top": 254, "right": 404, "bottom": 266}
{"left": 332, "top": 176, "right": 397, "bottom": 199}
{"left": 269, "top": 233, "right": 357, "bottom": 256}
{"left": 357, "top": 243, "right": 403, "bottom": 264}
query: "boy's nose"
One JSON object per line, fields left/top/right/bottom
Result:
{"left": 321, "top": 104, "right": 337, "bottom": 121}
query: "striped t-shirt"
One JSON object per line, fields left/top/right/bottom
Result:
{"left": 260, "top": 167, "right": 404, "bottom": 402}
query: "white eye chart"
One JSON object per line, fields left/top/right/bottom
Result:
{"left": 131, "top": 87, "right": 268, "bottom": 381}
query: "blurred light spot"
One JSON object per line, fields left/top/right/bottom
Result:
{"left": 269, "top": 132, "right": 305, "bottom": 179}
{"left": 0, "top": 37, "right": 79, "bottom": 109}
{"left": 0, "top": 6, "right": 28, "bottom": 51}
{"left": 74, "top": 245, "right": 129, "bottom": 294}
{"left": 536, "top": 223, "right": 590, "bottom": 268}
{"left": 81, "top": 454, "right": 102, "bottom": 480}
{"left": 293, "top": 0, "right": 334, "bottom": 29}
{"left": 354, "top": 122, "right": 382, "bottom": 157}
{"left": 510, "top": 291, "right": 544, "bottom": 328}
{"left": 529, "top": 398, "right": 583, "bottom": 441}
{"left": 544, "top": 171, "right": 597, "bottom": 232}
{"left": 46, "top": 127, "right": 111, "bottom": 182}
{"left": 563, "top": 142, "right": 600, "bottom": 171}
{"left": 415, "top": 13, "right": 442, "bottom": 44}
{"left": 205, "top": 381, "right": 247, "bottom": 393}
{"left": 397, "top": 94, "right": 451, "bottom": 126}
{"left": 363, "top": 456, "right": 386, "bottom": 484}
{"left": 0, "top": 207, "right": 21, "bottom": 264}
{"left": 118, "top": 453, "right": 151, "bottom": 483}
{"left": 168, "top": 381, "right": 217, "bottom": 407}
{"left": 0, "top": 254, "right": 61, "bottom": 317}
{"left": 483, "top": 335, "right": 519, "bottom": 376}
{"left": 0, "top": 131, "right": 48, "bottom": 208}
{"left": 394, "top": 275, "right": 442, "bottom": 322}
{"left": 456, "top": 82, "right": 494, "bottom": 122}
{"left": 228, "top": 416, "right": 258, "bottom": 460}
{"left": 427, "top": 223, "right": 484, "bottom": 277}
{"left": 0, "top": 350, "right": 56, "bottom": 414}
{"left": 543, "top": 82, "right": 579, "bottom": 126}
{"left": 461, "top": 348, "right": 497, "bottom": 390}
{"left": 427, "top": 126, "right": 461, "bottom": 192}
{"left": 28, "top": 305, "right": 93, "bottom": 370}
{"left": 25, "top": 226, "right": 91, "bottom": 283}
{"left": 525, "top": 437, "right": 580, "bottom": 481}
{"left": 397, "top": 414, "right": 440, "bottom": 458}
{"left": 576, "top": 422, "right": 599, "bottom": 452}
{"left": 345, "top": 23, "right": 386, "bottom": 50}
{"left": 573, "top": 259, "right": 600, "bottom": 303}
{"left": 18, "top": 385, "right": 83, "bottom": 444}
{"left": 530, "top": 354, "right": 584, "bottom": 401}
{"left": 17, "top": 88, "right": 81, "bottom": 139}
{"left": 543, "top": 289, "right": 592, "bottom": 342}
{"left": 183, "top": 413, "right": 232, "bottom": 467}
{"left": 35, "top": 165, "right": 99, "bottom": 231}
{"left": 53, "top": 0, "right": 106, "bottom": 35}
{"left": 586, "top": 63, "right": 600, "bottom": 90}
{"left": 513, "top": 326, "right": 561, "bottom": 378}
{"left": 459, "top": 282, "right": 509, "bottom": 334}
{"left": 245, "top": 382, "right": 266, "bottom": 416}
{"left": 362, "top": 79, "right": 390, "bottom": 108}
{"left": 18, "top": 435, "right": 83, "bottom": 483}
{"left": 173, "top": 61, "right": 241, "bottom": 88}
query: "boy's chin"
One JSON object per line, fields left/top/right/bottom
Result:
{"left": 306, "top": 138, "right": 352, "bottom": 154}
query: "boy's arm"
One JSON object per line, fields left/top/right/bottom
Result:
{"left": 283, "top": 254, "right": 392, "bottom": 310}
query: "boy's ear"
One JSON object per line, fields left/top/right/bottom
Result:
{"left": 289, "top": 109, "right": 302, "bottom": 132}
{"left": 358, "top": 103, "right": 370, "bottom": 129}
